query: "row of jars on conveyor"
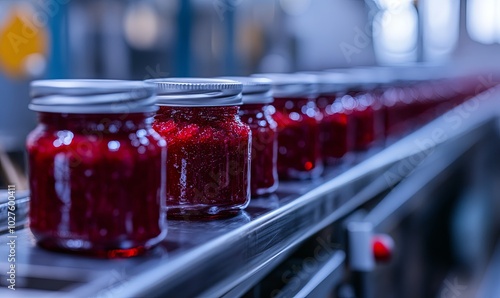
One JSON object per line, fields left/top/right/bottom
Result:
{"left": 26, "top": 68, "right": 492, "bottom": 257}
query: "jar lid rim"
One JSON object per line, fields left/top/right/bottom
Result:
{"left": 147, "top": 78, "right": 241, "bottom": 91}
{"left": 217, "top": 76, "right": 273, "bottom": 104}
{"left": 29, "top": 79, "right": 157, "bottom": 114}
{"left": 251, "top": 73, "right": 318, "bottom": 98}
{"left": 147, "top": 78, "right": 243, "bottom": 107}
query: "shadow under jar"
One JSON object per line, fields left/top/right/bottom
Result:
{"left": 149, "top": 78, "right": 251, "bottom": 220}
{"left": 26, "top": 80, "right": 167, "bottom": 258}
{"left": 221, "top": 76, "right": 278, "bottom": 196}
{"left": 253, "top": 73, "right": 323, "bottom": 180}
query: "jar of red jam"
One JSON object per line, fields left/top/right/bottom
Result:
{"left": 26, "top": 80, "right": 167, "bottom": 258}
{"left": 383, "top": 67, "right": 454, "bottom": 137}
{"left": 382, "top": 84, "right": 412, "bottom": 138}
{"left": 253, "top": 73, "right": 323, "bottom": 180}
{"left": 325, "top": 69, "right": 380, "bottom": 153}
{"left": 369, "top": 69, "right": 395, "bottom": 145}
{"left": 149, "top": 78, "right": 251, "bottom": 219}
{"left": 307, "top": 72, "right": 350, "bottom": 165}
{"left": 221, "top": 77, "right": 278, "bottom": 196}
{"left": 383, "top": 75, "right": 437, "bottom": 137}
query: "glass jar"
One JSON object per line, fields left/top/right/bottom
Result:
{"left": 26, "top": 80, "right": 167, "bottom": 258}
{"left": 312, "top": 72, "right": 350, "bottom": 165}
{"left": 327, "top": 68, "right": 389, "bottom": 152}
{"left": 319, "top": 98, "right": 349, "bottom": 164}
{"left": 253, "top": 73, "right": 323, "bottom": 180}
{"left": 384, "top": 78, "right": 435, "bottom": 137}
{"left": 383, "top": 85, "right": 410, "bottom": 137}
{"left": 222, "top": 77, "right": 278, "bottom": 196}
{"left": 345, "top": 87, "right": 377, "bottom": 152}
{"left": 149, "top": 78, "right": 251, "bottom": 219}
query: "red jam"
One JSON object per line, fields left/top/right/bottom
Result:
{"left": 316, "top": 94, "right": 348, "bottom": 164}
{"left": 27, "top": 112, "right": 167, "bottom": 258}
{"left": 153, "top": 106, "right": 251, "bottom": 219}
{"left": 239, "top": 104, "right": 278, "bottom": 196}
{"left": 272, "top": 97, "right": 323, "bottom": 179}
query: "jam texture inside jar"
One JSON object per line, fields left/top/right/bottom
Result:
{"left": 27, "top": 80, "right": 167, "bottom": 258}
{"left": 150, "top": 78, "right": 251, "bottom": 219}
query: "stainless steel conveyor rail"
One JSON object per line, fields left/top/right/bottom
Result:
{"left": 1, "top": 86, "right": 499, "bottom": 298}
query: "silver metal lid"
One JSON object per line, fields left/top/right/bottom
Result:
{"left": 324, "top": 69, "right": 374, "bottom": 90}
{"left": 147, "top": 78, "right": 243, "bottom": 107}
{"left": 218, "top": 76, "right": 273, "bottom": 104}
{"left": 251, "top": 73, "right": 318, "bottom": 98}
{"left": 298, "top": 71, "right": 350, "bottom": 94}
{"left": 29, "top": 79, "right": 157, "bottom": 114}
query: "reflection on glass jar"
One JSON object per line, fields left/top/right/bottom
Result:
{"left": 309, "top": 72, "right": 352, "bottom": 165}
{"left": 324, "top": 69, "right": 386, "bottom": 154}
{"left": 253, "top": 73, "right": 322, "bottom": 180}
{"left": 345, "top": 90, "right": 378, "bottom": 152}
{"left": 316, "top": 94, "right": 348, "bottom": 164}
{"left": 273, "top": 97, "right": 322, "bottom": 178}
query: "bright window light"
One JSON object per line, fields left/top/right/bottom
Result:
{"left": 467, "top": 0, "right": 498, "bottom": 44}
{"left": 422, "top": 0, "right": 459, "bottom": 61}
{"left": 372, "top": 3, "right": 418, "bottom": 64}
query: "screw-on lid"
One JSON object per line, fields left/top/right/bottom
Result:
{"left": 298, "top": 71, "right": 350, "bottom": 94}
{"left": 251, "top": 73, "right": 318, "bottom": 98}
{"left": 218, "top": 76, "right": 273, "bottom": 104}
{"left": 146, "top": 78, "right": 243, "bottom": 107}
{"left": 29, "top": 79, "right": 157, "bottom": 114}
{"left": 324, "top": 68, "right": 375, "bottom": 90}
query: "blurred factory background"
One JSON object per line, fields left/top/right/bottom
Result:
{"left": 1, "top": 0, "right": 500, "bottom": 178}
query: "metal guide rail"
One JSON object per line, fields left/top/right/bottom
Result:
{"left": 0, "top": 87, "right": 499, "bottom": 297}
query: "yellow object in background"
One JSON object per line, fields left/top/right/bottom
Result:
{"left": 0, "top": 4, "right": 49, "bottom": 79}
